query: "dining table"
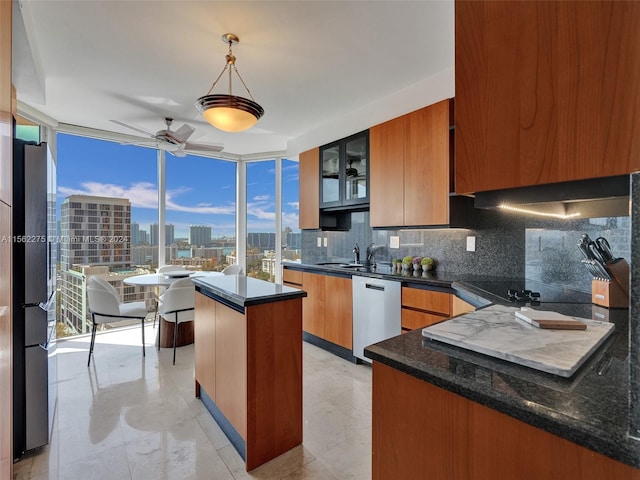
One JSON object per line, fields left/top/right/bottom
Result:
{"left": 124, "top": 271, "right": 224, "bottom": 349}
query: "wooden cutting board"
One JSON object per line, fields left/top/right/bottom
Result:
{"left": 514, "top": 309, "right": 587, "bottom": 330}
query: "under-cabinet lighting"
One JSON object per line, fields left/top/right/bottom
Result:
{"left": 499, "top": 204, "right": 582, "bottom": 219}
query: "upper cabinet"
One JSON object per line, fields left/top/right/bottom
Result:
{"left": 298, "top": 147, "right": 320, "bottom": 229}
{"left": 320, "top": 131, "right": 369, "bottom": 209}
{"left": 455, "top": 0, "right": 640, "bottom": 194}
{"left": 370, "top": 100, "right": 462, "bottom": 227}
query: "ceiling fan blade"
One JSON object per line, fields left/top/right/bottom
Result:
{"left": 183, "top": 142, "right": 224, "bottom": 153}
{"left": 171, "top": 124, "right": 196, "bottom": 143}
{"left": 110, "top": 119, "right": 155, "bottom": 137}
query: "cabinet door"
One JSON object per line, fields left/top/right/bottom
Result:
{"left": 404, "top": 101, "right": 450, "bottom": 226}
{"left": 320, "top": 142, "right": 341, "bottom": 207}
{"left": 401, "top": 309, "right": 447, "bottom": 331}
{"left": 343, "top": 132, "right": 368, "bottom": 205}
{"left": 455, "top": 1, "right": 640, "bottom": 194}
{"left": 402, "top": 287, "right": 451, "bottom": 316}
{"left": 370, "top": 116, "right": 404, "bottom": 227}
{"left": 301, "top": 272, "right": 325, "bottom": 338}
{"left": 215, "top": 301, "right": 247, "bottom": 440}
{"left": 298, "top": 148, "right": 319, "bottom": 229}
{"left": 194, "top": 292, "right": 216, "bottom": 398}
{"left": 324, "top": 276, "right": 353, "bottom": 349}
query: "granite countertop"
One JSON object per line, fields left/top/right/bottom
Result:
{"left": 365, "top": 306, "right": 639, "bottom": 469}
{"left": 193, "top": 274, "right": 306, "bottom": 308}
{"left": 287, "top": 262, "right": 640, "bottom": 467}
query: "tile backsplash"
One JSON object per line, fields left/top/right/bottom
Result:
{"left": 301, "top": 208, "right": 631, "bottom": 293}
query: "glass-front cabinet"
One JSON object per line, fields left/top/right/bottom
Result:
{"left": 320, "top": 130, "right": 369, "bottom": 208}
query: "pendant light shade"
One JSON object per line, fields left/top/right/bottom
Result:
{"left": 195, "top": 33, "right": 264, "bottom": 133}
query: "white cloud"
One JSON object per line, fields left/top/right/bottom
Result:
{"left": 58, "top": 181, "right": 235, "bottom": 215}
{"left": 253, "top": 194, "right": 270, "bottom": 202}
{"left": 288, "top": 201, "right": 299, "bottom": 210}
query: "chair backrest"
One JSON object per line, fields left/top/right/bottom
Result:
{"left": 157, "top": 265, "right": 186, "bottom": 273}
{"left": 87, "top": 283, "right": 121, "bottom": 324}
{"left": 88, "top": 276, "right": 121, "bottom": 303}
{"left": 222, "top": 264, "right": 243, "bottom": 275}
{"left": 168, "top": 277, "right": 194, "bottom": 289}
{"left": 160, "top": 286, "right": 195, "bottom": 323}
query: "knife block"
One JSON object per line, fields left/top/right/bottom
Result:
{"left": 605, "top": 258, "right": 630, "bottom": 297}
{"left": 592, "top": 279, "right": 628, "bottom": 308}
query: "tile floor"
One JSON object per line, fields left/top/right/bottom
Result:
{"left": 13, "top": 324, "right": 373, "bottom": 480}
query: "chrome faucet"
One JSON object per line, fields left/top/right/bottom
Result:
{"left": 365, "top": 243, "right": 384, "bottom": 267}
{"left": 353, "top": 243, "right": 360, "bottom": 264}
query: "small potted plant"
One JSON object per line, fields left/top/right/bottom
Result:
{"left": 392, "top": 258, "right": 401, "bottom": 273}
{"left": 412, "top": 256, "right": 422, "bottom": 272}
{"left": 421, "top": 256, "right": 435, "bottom": 271}
{"left": 401, "top": 256, "right": 413, "bottom": 271}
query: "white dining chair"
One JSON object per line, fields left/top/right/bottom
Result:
{"left": 157, "top": 278, "right": 195, "bottom": 365}
{"left": 222, "top": 264, "right": 243, "bottom": 275}
{"left": 86, "top": 276, "right": 147, "bottom": 367}
{"left": 156, "top": 265, "right": 186, "bottom": 273}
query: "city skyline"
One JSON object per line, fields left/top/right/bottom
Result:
{"left": 56, "top": 133, "right": 300, "bottom": 238}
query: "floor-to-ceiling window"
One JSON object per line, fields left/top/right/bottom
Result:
{"left": 246, "top": 159, "right": 276, "bottom": 280}
{"left": 282, "top": 158, "right": 301, "bottom": 263}
{"left": 165, "top": 153, "right": 236, "bottom": 271}
{"left": 56, "top": 133, "right": 158, "bottom": 336}
{"left": 56, "top": 131, "right": 297, "bottom": 335}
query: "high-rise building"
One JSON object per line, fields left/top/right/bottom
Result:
{"left": 131, "top": 221, "right": 140, "bottom": 245}
{"left": 150, "top": 223, "right": 175, "bottom": 245}
{"left": 139, "top": 229, "right": 149, "bottom": 245}
{"left": 247, "top": 232, "right": 276, "bottom": 250}
{"left": 60, "top": 195, "right": 131, "bottom": 270}
{"left": 59, "top": 195, "right": 150, "bottom": 333}
{"left": 189, "top": 225, "right": 212, "bottom": 247}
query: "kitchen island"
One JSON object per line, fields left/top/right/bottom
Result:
{"left": 191, "top": 275, "right": 306, "bottom": 471}
{"left": 365, "top": 298, "right": 640, "bottom": 479}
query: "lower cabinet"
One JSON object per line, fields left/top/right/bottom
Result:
{"left": 401, "top": 286, "right": 475, "bottom": 332}
{"left": 194, "top": 291, "right": 303, "bottom": 471}
{"left": 372, "top": 362, "right": 640, "bottom": 480}
{"left": 301, "top": 271, "right": 353, "bottom": 350}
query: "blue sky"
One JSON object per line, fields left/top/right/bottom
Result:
{"left": 56, "top": 133, "right": 300, "bottom": 238}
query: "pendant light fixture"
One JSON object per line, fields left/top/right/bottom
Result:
{"left": 195, "top": 33, "right": 264, "bottom": 133}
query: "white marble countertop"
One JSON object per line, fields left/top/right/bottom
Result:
{"left": 422, "top": 304, "right": 615, "bottom": 377}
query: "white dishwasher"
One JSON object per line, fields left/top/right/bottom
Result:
{"left": 352, "top": 275, "right": 401, "bottom": 363}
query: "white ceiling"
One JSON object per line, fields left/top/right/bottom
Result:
{"left": 13, "top": 1, "right": 454, "bottom": 158}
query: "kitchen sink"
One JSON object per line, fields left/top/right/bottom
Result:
{"left": 338, "top": 263, "right": 364, "bottom": 268}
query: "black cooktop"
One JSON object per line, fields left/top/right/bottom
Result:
{"left": 465, "top": 278, "right": 591, "bottom": 305}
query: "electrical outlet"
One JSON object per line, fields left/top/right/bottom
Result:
{"left": 317, "top": 237, "right": 322, "bottom": 247}
{"left": 389, "top": 236, "right": 400, "bottom": 249}
{"left": 466, "top": 236, "right": 476, "bottom": 252}
{"left": 323, "top": 237, "right": 328, "bottom": 247}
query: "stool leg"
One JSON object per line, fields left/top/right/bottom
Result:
{"left": 141, "top": 317, "right": 146, "bottom": 357}
{"left": 87, "top": 314, "right": 97, "bottom": 367}
{"left": 173, "top": 313, "right": 179, "bottom": 365}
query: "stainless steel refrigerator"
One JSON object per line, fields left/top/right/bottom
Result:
{"left": 12, "top": 139, "right": 57, "bottom": 459}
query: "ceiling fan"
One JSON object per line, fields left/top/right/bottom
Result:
{"left": 110, "top": 117, "right": 224, "bottom": 157}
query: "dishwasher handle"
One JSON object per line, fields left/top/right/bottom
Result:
{"left": 365, "top": 283, "right": 385, "bottom": 292}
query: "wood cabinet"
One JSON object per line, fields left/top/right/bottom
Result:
{"left": 301, "top": 271, "right": 325, "bottom": 338}
{"left": 194, "top": 291, "right": 303, "bottom": 471}
{"left": 324, "top": 275, "right": 353, "bottom": 349}
{"left": 298, "top": 147, "right": 319, "bottom": 229}
{"left": 370, "top": 100, "right": 452, "bottom": 227}
{"left": 401, "top": 286, "right": 475, "bottom": 332}
{"left": 300, "top": 271, "right": 352, "bottom": 350}
{"left": 372, "top": 361, "right": 640, "bottom": 480}
{"left": 282, "top": 268, "right": 303, "bottom": 288}
{"left": 455, "top": 1, "right": 640, "bottom": 194}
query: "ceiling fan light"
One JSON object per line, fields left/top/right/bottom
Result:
{"left": 196, "top": 94, "right": 264, "bottom": 133}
